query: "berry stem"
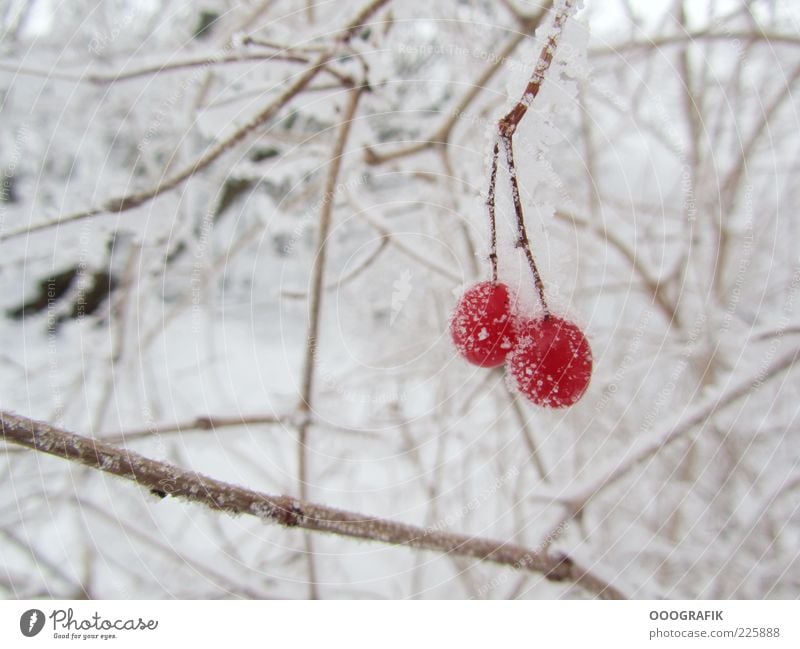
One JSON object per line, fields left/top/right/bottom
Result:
{"left": 486, "top": 139, "right": 500, "bottom": 283}
{"left": 500, "top": 133, "right": 549, "bottom": 316}
{"left": 484, "top": 0, "right": 576, "bottom": 313}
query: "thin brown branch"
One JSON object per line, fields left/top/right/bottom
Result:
{"left": 555, "top": 344, "right": 799, "bottom": 511}
{"left": 673, "top": 5, "right": 705, "bottom": 322}
{"left": 0, "top": 410, "right": 625, "bottom": 599}
{"left": 0, "top": 0, "right": 391, "bottom": 242}
{"left": 498, "top": 0, "right": 574, "bottom": 138}
{"left": 102, "top": 413, "right": 284, "bottom": 444}
{"left": 281, "top": 236, "right": 390, "bottom": 300}
{"left": 296, "top": 82, "right": 366, "bottom": 599}
{"left": 1, "top": 59, "right": 326, "bottom": 241}
{"left": 73, "top": 496, "right": 270, "bottom": 599}
{"left": 364, "top": 3, "right": 552, "bottom": 166}
{"left": 719, "top": 61, "right": 800, "bottom": 217}
{"left": 347, "top": 192, "right": 463, "bottom": 283}
{"left": 92, "top": 242, "right": 141, "bottom": 433}
{"left": 239, "top": 37, "right": 327, "bottom": 53}
{"left": 0, "top": 51, "right": 311, "bottom": 84}
{"left": 482, "top": 0, "right": 577, "bottom": 312}
{"left": 507, "top": 385, "right": 549, "bottom": 482}
{"left": 590, "top": 30, "right": 800, "bottom": 57}
{"left": 0, "top": 528, "right": 79, "bottom": 592}
{"left": 554, "top": 209, "right": 679, "bottom": 325}
{"left": 297, "top": 84, "right": 364, "bottom": 436}
{"left": 487, "top": 140, "right": 500, "bottom": 283}
{"left": 500, "top": 133, "right": 549, "bottom": 313}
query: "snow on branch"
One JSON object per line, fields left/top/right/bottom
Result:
{"left": 0, "top": 409, "right": 625, "bottom": 600}
{"left": 0, "top": 0, "right": 391, "bottom": 242}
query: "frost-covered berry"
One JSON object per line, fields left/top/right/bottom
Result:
{"left": 508, "top": 315, "right": 592, "bottom": 407}
{"left": 450, "top": 281, "right": 517, "bottom": 368}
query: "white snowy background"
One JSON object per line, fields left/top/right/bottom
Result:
{"left": 1, "top": 0, "right": 799, "bottom": 598}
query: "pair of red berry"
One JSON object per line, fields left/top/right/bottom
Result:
{"left": 450, "top": 281, "right": 592, "bottom": 408}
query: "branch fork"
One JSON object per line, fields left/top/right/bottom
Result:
{"left": 486, "top": 0, "right": 577, "bottom": 318}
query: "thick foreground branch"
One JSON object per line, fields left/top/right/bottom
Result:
{"left": 0, "top": 410, "right": 623, "bottom": 599}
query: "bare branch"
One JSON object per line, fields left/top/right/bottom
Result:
{"left": 0, "top": 51, "right": 313, "bottom": 84}
{"left": 0, "top": 410, "right": 625, "bottom": 599}
{"left": 556, "top": 345, "right": 799, "bottom": 510}
{"left": 295, "top": 82, "right": 365, "bottom": 597}
{"left": 488, "top": 0, "right": 577, "bottom": 312}
{"left": 364, "top": 3, "right": 552, "bottom": 165}
{"left": 0, "top": 0, "right": 391, "bottom": 242}
{"left": 590, "top": 30, "right": 800, "bottom": 57}
{"left": 102, "top": 413, "right": 284, "bottom": 444}
{"left": 554, "top": 209, "right": 679, "bottom": 325}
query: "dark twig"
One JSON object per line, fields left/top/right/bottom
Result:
{"left": 487, "top": 0, "right": 576, "bottom": 312}
{"left": 363, "top": 4, "right": 552, "bottom": 166}
{"left": 103, "top": 414, "right": 284, "bottom": 444}
{"left": 500, "top": 133, "right": 549, "bottom": 314}
{"left": 497, "top": 0, "right": 574, "bottom": 138}
{"left": 487, "top": 139, "right": 500, "bottom": 283}
{"left": 0, "top": 0, "right": 390, "bottom": 242}
{"left": 296, "top": 82, "right": 365, "bottom": 598}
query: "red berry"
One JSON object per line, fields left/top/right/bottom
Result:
{"left": 508, "top": 315, "right": 592, "bottom": 407}
{"left": 450, "top": 281, "right": 517, "bottom": 367}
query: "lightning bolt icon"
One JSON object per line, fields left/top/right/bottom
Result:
{"left": 28, "top": 611, "right": 38, "bottom": 632}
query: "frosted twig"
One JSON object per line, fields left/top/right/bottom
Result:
{"left": 507, "top": 386, "right": 549, "bottom": 482}
{"left": 397, "top": 408, "right": 481, "bottom": 597}
{"left": 73, "top": 497, "right": 270, "bottom": 599}
{"left": 499, "top": 133, "right": 549, "bottom": 314}
{"left": 346, "top": 188, "right": 462, "bottom": 282}
{"left": 708, "top": 471, "right": 800, "bottom": 598}
{"left": 364, "top": 4, "right": 551, "bottom": 166}
{"left": 497, "top": 0, "right": 575, "bottom": 139}
{"left": 102, "top": 413, "right": 284, "bottom": 444}
{"left": 589, "top": 30, "right": 800, "bottom": 57}
{"left": 555, "top": 209, "right": 678, "bottom": 324}
{"left": 486, "top": 0, "right": 577, "bottom": 312}
{"left": 0, "top": 0, "right": 391, "bottom": 242}
{"left": 0, "top": 410, "right": 625, "bottom": 599}
{"left": 542, "top": 344, "right": 799, "bottom": 525}
{"left": 296, "top": 83, "right": 365, "bottom": 598}
{"left": 281, "top": 237, "right": 390, "bottom": 299}
{"left": 0, "top": 51, "right": 315, "bottom": 84}
{"left": 0, "top": 528, "right": 78, "bottom": 592}
{"left": 92, "top": 243, "right": 141, "bottom": 433}
{"left": 487, "top": 140, "right": 500, "bottom": 283}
